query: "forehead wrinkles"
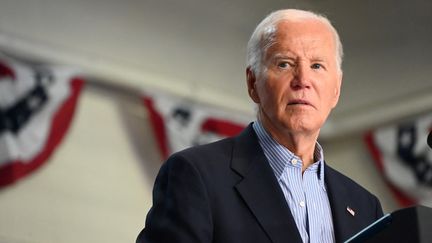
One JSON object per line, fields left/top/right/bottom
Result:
{"left": 265, "top": 36, "right": 324, "bottom": 63}
{"left": 264, "top": 20, "right": 336, "bottom": 62}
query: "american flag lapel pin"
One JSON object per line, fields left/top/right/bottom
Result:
{"left": 347, "top": 206, "right": 355, "bottom": 216}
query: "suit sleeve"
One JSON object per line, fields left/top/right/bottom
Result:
{"left": 136, "top": 154, "right": 213, "bottom": 243}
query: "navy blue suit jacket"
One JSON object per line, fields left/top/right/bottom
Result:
{"left": 137, "top": 124, "right": 383, "bottom": 243}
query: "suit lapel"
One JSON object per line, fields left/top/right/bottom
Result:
{"left": 325, "top": 164, "right": 359, "bottom": 242}
{"left": 231, "top": 125, "right": 302, "bottom": 243}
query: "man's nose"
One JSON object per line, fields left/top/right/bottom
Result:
{"left": 291, "top": 64, "right": 311, "bottom": 90}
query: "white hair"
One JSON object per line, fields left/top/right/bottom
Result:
{"left": 246, "top": 9, "right": 343, "bottom": 77}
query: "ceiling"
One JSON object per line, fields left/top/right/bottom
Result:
{"left": 0, "top": 0, "right": 431, "bottom": 137}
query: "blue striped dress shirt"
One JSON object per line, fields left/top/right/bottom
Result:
{"left": 253, "top": 121, "right": 335, "bottom": 243}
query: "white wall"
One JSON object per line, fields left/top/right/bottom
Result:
{"left": 0, "top": 88, "right": 161, "bottom": 243}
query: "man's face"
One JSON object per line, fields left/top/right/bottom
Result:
{"left": 247, "top": 19, "right": 342, "bottom": 136}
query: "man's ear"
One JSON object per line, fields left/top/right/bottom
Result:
{"left": 331, "top": 72, "right": 343, "bottom": 108}
{"left": 246, "top": 67, "right": 260, "bottom": 103}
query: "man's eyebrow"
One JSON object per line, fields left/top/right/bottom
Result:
{"left": 272, "top": 53, "right": 296, "bottom": 60}
{"left": 310, "top": 57, "right": 327, "bottom": 63}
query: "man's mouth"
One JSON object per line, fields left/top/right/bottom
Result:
{"left": 288, "top": 99, "right": 312, "bottom": 106}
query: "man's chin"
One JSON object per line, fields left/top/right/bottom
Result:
{"left": 280, "top": 119, "right": 320, "bottom": 135}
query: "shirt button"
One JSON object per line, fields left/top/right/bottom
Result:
{"left": 299, "top": 201, "right": 305, "bottom": 207}
{"left": 291, "top": 158, "right": 298, "bottom": 165}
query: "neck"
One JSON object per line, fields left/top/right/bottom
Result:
{"left": 258, "top": 116, "right": 319, "bottom": 172}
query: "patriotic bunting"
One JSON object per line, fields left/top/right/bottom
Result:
{"left": 0, "top": 54, "right": 84, "bottom": 187}
{"left": 142, "top": 91, "right": 251, "bottom": 159}
{"left": 365, "top": 114, "right": 432, "bottom": 206}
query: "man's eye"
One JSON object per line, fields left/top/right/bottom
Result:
{"left": 311, "top": 63, "right": 323, "bottom": 69}
{"left": 278, "top": 62, "right": 291, "bottom": 68}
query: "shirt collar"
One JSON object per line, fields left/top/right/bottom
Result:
{"left": 252, "top": 120, "right": 326, "bottom": 190}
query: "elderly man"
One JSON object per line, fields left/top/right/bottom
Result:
{"left": 137, "top": 9, "right": 383, "bottom": 243}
